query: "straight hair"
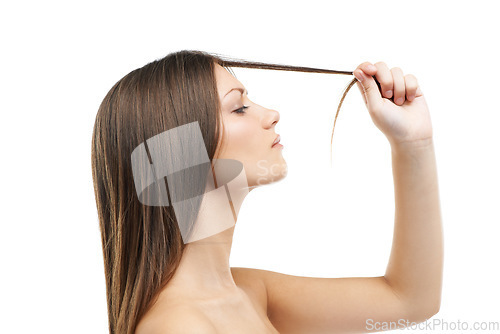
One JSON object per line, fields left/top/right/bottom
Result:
{"left": 91, "top": 49, "right": 356, "bottom": 334}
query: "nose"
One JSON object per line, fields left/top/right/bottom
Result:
{"left": 263, "top": 108, "right": 280, "bottom": 129}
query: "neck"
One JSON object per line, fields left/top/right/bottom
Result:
{"left": 166, "top": 160, "right": 253, "bottom": 297}
{"left": 169, "top": 224, "right": 238, "bottom": 295}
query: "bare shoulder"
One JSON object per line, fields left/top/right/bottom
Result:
{"left": 230, "top": 267, "right": 269, "bottom": 313}
{"left": 134, "top": 268, "right": 270, "bottom": 334}
{"left": 231, "top": 266, "right": 268, "bottom": 290}
{"left": 135, "top": 303, "right": 216, "bottom": 334}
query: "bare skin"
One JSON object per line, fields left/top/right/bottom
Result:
{"left": 135, "top": 62, "right": 443, "bottom": 333}
{"left": 135, "top": 64, "right": 285, "bottom": 333}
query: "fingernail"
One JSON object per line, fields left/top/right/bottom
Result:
{"left": 408, "top": 95, "right": 415, "bottom": 101}
{"left": 416, "top": 87, "right": 423, "bottom": 95}
{"left": 385, "top": 90, "right": 393, "bottom": 98}
{"left": 368, "top": 64, "right": 377, "bottom": 72}
{"left": 396, "top": 97, "right": 404, "bottom": 105}
{"left": 353, "top": 70, "right": 365, "bottom": 82}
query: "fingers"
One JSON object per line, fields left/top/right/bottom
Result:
{"left": 404, "top": 74, "right": 419, "bottom": 102}
{"left": 353, "top": 63, "right": 382, "bottom": 110}
{"left": 374, "top": 62, "right": 393, "bottom": 99}
{"left": 391, "top": 67, "right": 405, "bottom": 106}
{"left": 356, "top": 61, "right": 422, "bottom": 106}
{"left": 355, "top": 81, "right": 367, "bottom": 105}
{"left": 357, "top": 62, "right": 378, "bottom": 76}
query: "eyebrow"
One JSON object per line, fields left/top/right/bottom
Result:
{"left": 224, "top": 87, "right": 248, "bottom": 98}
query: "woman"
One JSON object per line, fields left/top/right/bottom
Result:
{"left": 91, "top": 50, "right": 443, "bottom": 333}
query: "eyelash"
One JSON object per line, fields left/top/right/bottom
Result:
{"left": 233, "top": 105, "right": 249, "bottom": 114}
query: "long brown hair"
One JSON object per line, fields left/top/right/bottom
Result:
{"left": 91, "top": 49, "right": 356, "bottom": 334}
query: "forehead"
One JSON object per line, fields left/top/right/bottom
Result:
{"left": 214, "top": 64, "right": 244, "bottom": 99}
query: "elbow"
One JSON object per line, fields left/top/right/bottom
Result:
{"left": 421, "top": 301, "right": 441, "bottom": 320}
{"left": 406, "top": 298, "right": 441, "bottom": 325}
{"left": 428, "top": 298, "right": 441, "bottom": 318}
{"left": 424, "top": 293, "right": 442, "bottom": 319}
{"left": 385, "top": 277, "right": 443, "bottom": 326}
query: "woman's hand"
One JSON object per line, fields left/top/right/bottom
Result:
{"left": 353, "top": 61, "right": 433, "bottom": 147}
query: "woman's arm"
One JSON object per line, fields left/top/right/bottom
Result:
{"left": 238, "top": 139, "right": 443, "bottom": 333}
{"left": 233, "top": 62, "right": 444, "bottom": 333}
{"left": 385, "top": 137, "right": 443, "bottom": 320}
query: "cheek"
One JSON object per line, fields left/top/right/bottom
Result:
{"left": 223, "top": 120, "right": 258, "bottom": 154}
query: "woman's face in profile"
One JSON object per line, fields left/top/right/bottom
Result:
{"left": 214, "top": 64, "right": 287, "bottom": 188}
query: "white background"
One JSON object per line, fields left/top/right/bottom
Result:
{"left": 1, "top": 1, "right": 499, "bottom": 333}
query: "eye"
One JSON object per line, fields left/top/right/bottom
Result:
{"left": 233, "top": 105, "right": 249, "bottom": 114}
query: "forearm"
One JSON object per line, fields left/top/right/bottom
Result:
{"left": 384, "top": 137, "right": 444, "bottom": 317}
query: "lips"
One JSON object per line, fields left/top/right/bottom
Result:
{"left": 271, "top": 134, "right": 281, "bottom": 147}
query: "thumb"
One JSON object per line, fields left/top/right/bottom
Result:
{"left": 353, "top": 69, "right": 382, "bottom": 110}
